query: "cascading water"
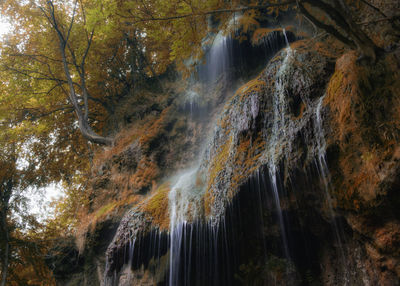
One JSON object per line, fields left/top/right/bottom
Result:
{"left": 201, "top": 33, "right": 233, "bottom": 84}
{"left": 168, "top": 168, "right": 204, "bottom": 286}
{"left": 184, "top": 90, "right": 200, "bottom": 116}
{"left": 283, "top": 28, "right": 291, "bottom": 47}
{"left": 264, "top": 42, "right": 294, "bottom": 259}
{"left": 314, "top": 95, "right": 349, "bottom": 284}
{"left": 197, "top": 16, "right": 240, "bottom": 84}
{"left": 183, "top": 16, "right": 239, "bottom": 116}
{"left": 314, "top": 96, "right": 330, "bottom": 190}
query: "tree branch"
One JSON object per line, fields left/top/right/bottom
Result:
{"left": 19, "top": 105, "right": 75, "bottom": 121}
{"left": 359, "top": 0, "right": 387, "bottom": 18}
{"left": 66, "top": 0, "right": 78, "bottom": 43}
{"left": 6, "top": 53, "right": 66, "bottom": 64}
{"left": 296, "top": 1, "right": 356, "bottom": 48}
{"left": 81, "top": 28, "right": 94, "bottom": 67}
{"left": 121, "top": 1, "right": 296, "bottom": 23}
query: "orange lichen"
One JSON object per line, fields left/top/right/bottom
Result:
{"left": 208, "top": 135, "right": 233, "bottom": 190}
{"left": 325, "top": 52, "right": 377, "bottom": 207}
{"left": 76, "top": 107, "right": 173, "bottom": 249}
{"left": 92, "top": 106, "right": 172, "bottom": 171}
{"left": 128, "top": 157, "right": 160, "bottom": 192}
{"left": 92, "top": 125, "right": 140, "bottom": 168}
{"left": 218, "top": 114, "right": 231, "bottom": 133}
{"left": 203, "top": 189, "right": 215, "bottom": 218}
{"left": 325, "top": 51, "right": 400, "bottom": 211}
{"left": 203, "top": 130, "right": 266, "bottom": 216}
{"left": 231, "top": 133, "right": 265, "bottom": 196}
{"left": 235, "top": 77, "right": 266, "bottom": 100}
{"left": 139, "top": 107, "right": 171, "bottom": 149}
{"left": 293, "top": 102, "right": 306, "bottom": 120}
{"left": 251, "top": 26, "right": 295, "bottom": 46}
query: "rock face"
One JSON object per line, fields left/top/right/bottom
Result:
{"left": 201, "top": 42, "right": 336, "bottom": 222}
{"left": 324, "top": 50, "right": 400, "bottom": 285}
{"left": 50, "top": 35, "right": 400, "bottom": 285}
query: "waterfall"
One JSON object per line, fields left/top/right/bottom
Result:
{"left": 168, "top": 168, "right": 204, "bottom": 286}
{"left": 314, "top": 95, "right": 349, "bottom": 285}
{"left": 265, "top": 47, "right": 294, "bottom": 259}
{"left": 197, "top": 15, "right": 241, "bottom": 84}
{"left": 184, "top": 90, "right": 200, "bottom": 116}
{"left": 203, "top": 33, "right": 233, "bottom": 83}
{"left": 184, "top": 19, "right": 237, "bottom": 114}
{"left": 283, "top": 28, "right": 291, "bottom": 48}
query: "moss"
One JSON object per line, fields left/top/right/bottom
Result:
{"left": 141, "top": 182, "right": 171, "bottom": 230}
{"left": 326, "top": 70, "right": 344, "bottom": 100}
{"left": 231, "top": 133, "right": 265, "bottom": 196}
{"left": 235, "top": 76, "right": 265, "bottom": 101}
{"left": 204, "top": 136, "right": 233, "bottom": 216}
{"left": 94, "top": 202, "right": 118, "bottom": 220}
{"left": 203, "top": 69, "right": 270, "bottom": 216}
{"left": 266, "top": 256, "right": 288, "bottom": 275}
{"left": 204, "top": 129, "right": 266, "bottom": 217}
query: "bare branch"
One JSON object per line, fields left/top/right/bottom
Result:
{"left": 120, "top": 1, "right": 296, "bottom": 23}
{"left": 3, "top": 65, "right": 65, "bottom": 82}
{"left": 82, "top": 29, "right": 94, "bottom": 67}
{"left": 2, "top": 65, "right": 82, "bottom": 89}
{"left": 18, "top": 105, "right": 75, "bottom": 121}
{"left": 6, "top": 53, "right": 65, "bottom": 64}
{"left": 47, "top": 0, "right": 66, "bottom": 46}
{"left": 66, "top": 44, "right": 83, "bottom": 76}
{"left": 66, "top": 0, "right": 79, "bottom": 43}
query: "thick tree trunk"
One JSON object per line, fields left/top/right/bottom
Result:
{"left": 0, "top": 211, "right": 9, "bottom": 286}
{"left": 78, "top": 116, "right": 113, "bottom": 145}
{"left": 302, "top": 0, "right": 380, "bottom": 61}
{"left": 0, "top": 177, "right": 12, "bottom": 286}
{"left": 333, "top": 0, "right": 380, "bottom": 60}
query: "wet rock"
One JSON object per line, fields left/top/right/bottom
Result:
{"left": 105, "top": 209, "right": 153, "bottom": 276}
{"left": 201, "top": 41, "right": 335, "bottom": 222}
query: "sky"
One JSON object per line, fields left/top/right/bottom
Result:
{"left": 0, "top": 17, "right": 11, "bottom": 38}
{"left": 25, "top": 183, "right": 65, "bottom": 222}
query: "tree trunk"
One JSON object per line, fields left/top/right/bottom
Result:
{"left": 333, "top": 0, "right": 380, "bottom": 61}
{"left": 78, "top": 116, "right": 113, "bottom": 145}
{"left": 58, "top": 41, "right": 113, "bottom": 145}
{"left": 0, "top": 210, "right": 9, "bottom": 286}
{"left": 0, "top": 178, "right": 12, "bottom": 286}
{"left": 303, "top": 0, "right": 380, "bottom": 61}
{"left": 48, "top": 2, "right": 113, "bottom": 146}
